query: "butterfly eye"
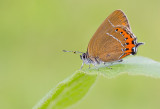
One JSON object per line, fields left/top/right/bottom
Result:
{"left": 82, "top": 53, "right": 86, "bottom": 59}
{"left": 83, "top": 55, "right": 85, "bottom": 58}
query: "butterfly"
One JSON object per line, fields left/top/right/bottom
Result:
{"left": 63, "top": 10, "right": 144, "bottom": 69}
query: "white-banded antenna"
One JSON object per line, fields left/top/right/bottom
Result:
{"left": 62, "top": 50, "right": 84, "bottom": 54}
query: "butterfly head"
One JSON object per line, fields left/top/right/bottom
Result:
{"left": 80, "top": 53, "right": 92, "bottom": 64}
{"left": 80, "top": 53, "right": 87, "bottom": 60}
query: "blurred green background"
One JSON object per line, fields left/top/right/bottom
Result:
{"left": 0, "top": 0, "right": 160, "bottom": 109}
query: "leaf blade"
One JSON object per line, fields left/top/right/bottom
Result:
{"left": 84, "top": 56, "right": 160, "bottom": 78}
{"left": 33, "top": 56, "right": 160, "bottom": 109}
{"left": 33, "top": 71, "right": 97, "bottom": 109}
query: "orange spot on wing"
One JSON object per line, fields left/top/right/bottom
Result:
{"left": 126, "top": 44, "right": 135, "bottom": 48}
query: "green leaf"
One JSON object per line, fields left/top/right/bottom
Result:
{"left": 33, "top": 71, "right": 97, "bottom": 109}
{"left": 33, "top": 56, "right": 160, "bottom": 109}
{"left": 84, "top": 56, "right": 160, "bottom": 78}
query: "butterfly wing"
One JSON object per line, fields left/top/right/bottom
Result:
{"left": 87, "top": 10, "right": 131, "bottom": 62}
{"left": 107, "top": 10, "right": 131, "bottom": 29}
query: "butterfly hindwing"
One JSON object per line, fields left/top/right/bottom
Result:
{"left": 87, "top": 10, "right": 130, "bottom": 62}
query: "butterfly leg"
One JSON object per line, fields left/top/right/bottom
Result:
{"left": 93, "top": 64, "right": 99, "bottom": 70}
{"left": 118, "top": 59, "right": 123, "bottom": 62}
{"left": 80, "top": 62, "right": 84, "bottom": 70}
{"left": 89, "top": 64, "right": 91, "bottom": 69}
{"left": 104, "top": 62, "right": 112, "bottom": 69}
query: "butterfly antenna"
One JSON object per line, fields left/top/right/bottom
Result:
{"left": 62, "top": 50, "right": 83, "bottom": 54}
